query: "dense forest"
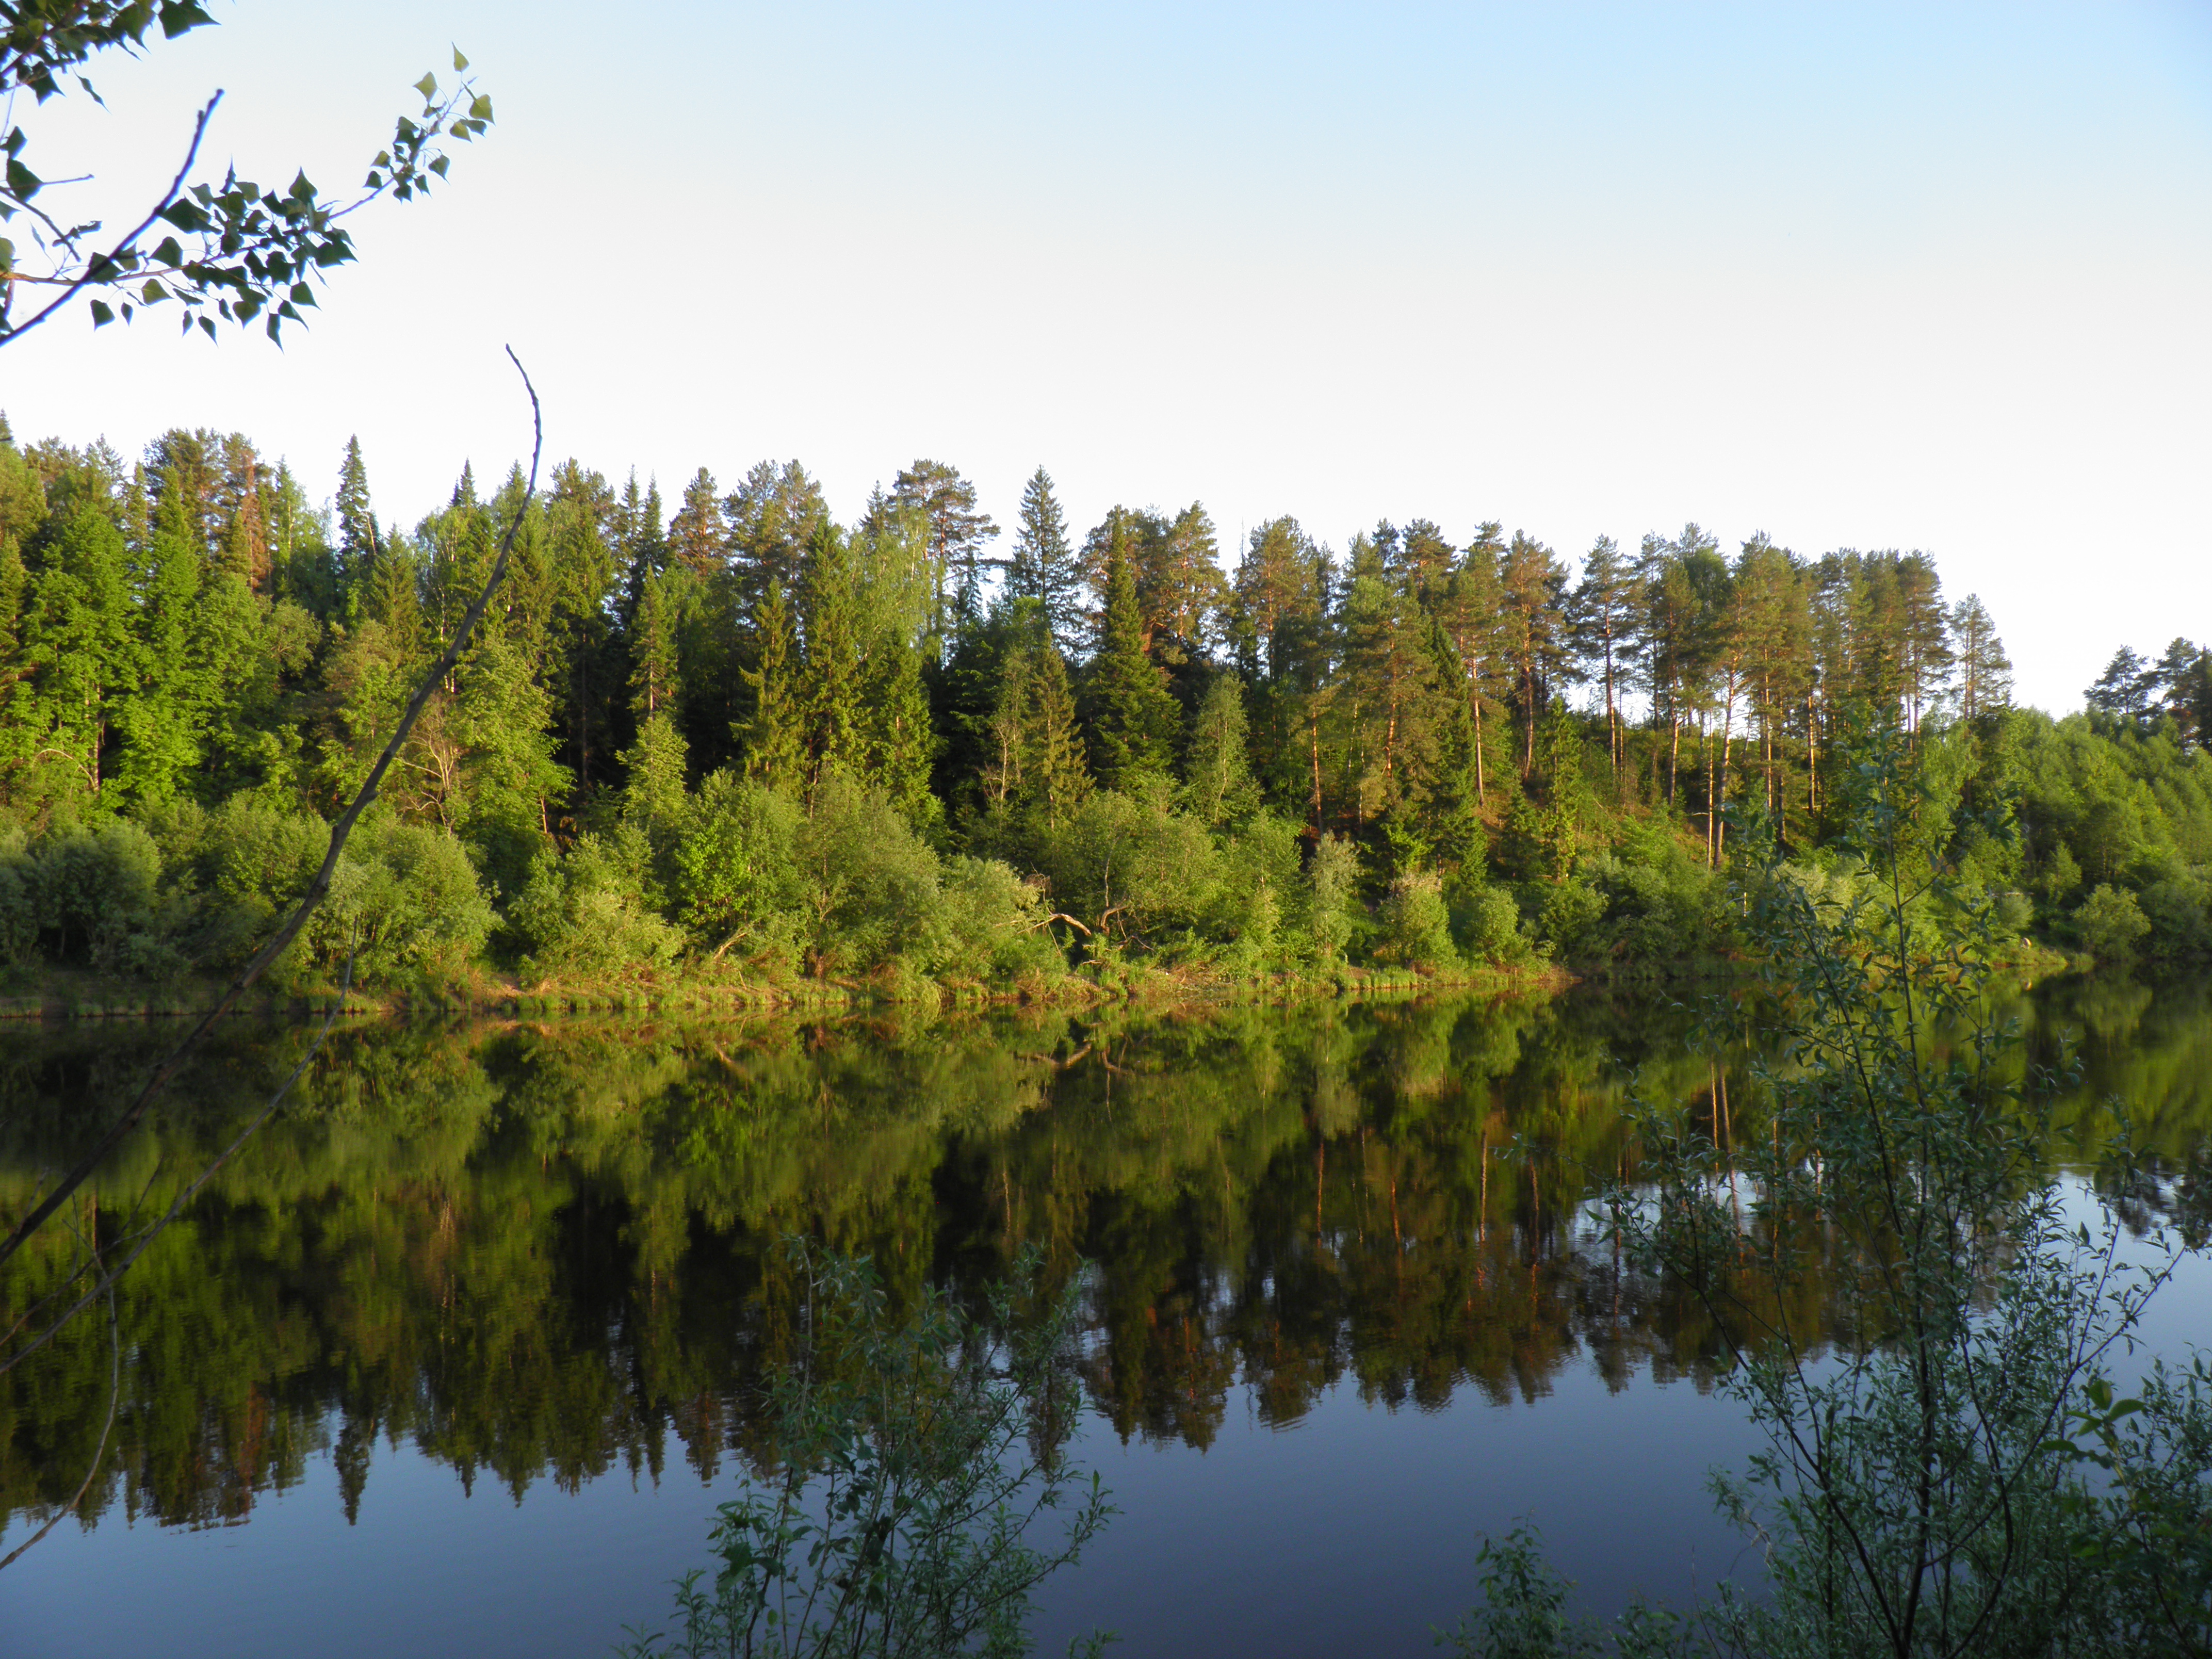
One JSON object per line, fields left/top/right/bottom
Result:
{"left": 0, "top": 416, "right": 2206, "bottom": 996}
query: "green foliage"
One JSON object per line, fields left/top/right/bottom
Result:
{"left": 2077, "top": 882, "right": 2152, "bottom": 962}
{"left": 792, "top": 773, "right": 942, "bottom": 977}
{"left": 1, "top": 17, "right": 492, "bottom": 347}
{"left": 1438, "top": 1524, "right": 1686, "bottom": 1659}
{"left": 1082, "top": 535, "right": 1178, "bottom": 791}
{"left": 0, "top": 816, "right": 169, "bottom": 972}
{"left": 1453, "top": 735, "right": 2212, "bottom": 1659}
{"left": 506, "top": 828, "right": 680, "bottom": 982}
{"left": 0, "top": 401, "right": 2201, "bottom": 998}
{"left": 1182, "top": 672, "right": 1262, "bottom": 827}
{"left": 1305, "top": 832, "right": 1361, "bottom": 968}
{"left": 615, "top": 1244, "right": 1110, "bottom": 1659}
{"left": 1373, "top": 871, "right": 1457, "bottom": 973}
{"left": 670, "top": 771, "right": 804, "bottom": 967}
{"left": 310, "top": 817, "right": 495, "bottom": 984}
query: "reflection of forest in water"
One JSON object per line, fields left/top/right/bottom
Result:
{"left": 2, "top": 975, "right": 2207, "bottom": 1546}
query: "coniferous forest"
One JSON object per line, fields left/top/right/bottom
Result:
{"left": 0, "top": 417, "right": 2207, "bottom": 1001}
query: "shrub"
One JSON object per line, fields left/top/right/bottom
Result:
{"left": 672, "top": 771, "right": 804, "bottom": 967}
{"left": 1372, "top": 871, "right": 1457, "bottom": 973}
{"left": 2139, "top": 873, "right": 2210, "bottom": 958}
{"left": 2076, "top": 882, "right": 2151, "bottom": 962}
{"left": 310, "top": 818, "right": 497, "bottom": 985}
{"left": 1302, "top": 833, "right": 1361, "bottom": 968}
{"left": 1453, "top": 879, "right": 1531, "bottom": 967}
{"left": 15, "top": 819, "right": 173, "bottom": 973}
{"left": 1202, "top": 810, "right": 1301, "bottom": 969}
{"left": 793, "top": 772, "right": 941, "bottom": 975}
{"left": 922, "top": 856, "right": 1064, "bottom": 985}
{"left": 506, "top": 826, "right": 680, "bottom": 981}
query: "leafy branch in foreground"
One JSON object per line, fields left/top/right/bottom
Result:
{"left": 0, "top": 6, "right": 492, "bottom": 347}
{"left": 1447, "top": 728, "right": 2212, "bottom": 1658}
{"left": 620, "top": 1242, "right": 1112, "bottom": 1659}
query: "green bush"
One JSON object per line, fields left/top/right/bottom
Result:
{"left": 1372, "top": 871, "right": 1457, "bottom": 973}
{"left": 1302, "top": 833, "right": 1361, "bottom": 968}
{"left": 671, "top": 771, "right": 804, "bottom": 966}
{"left": 2139, "top": 873, "right": 2210, "bottom": 958}
{"left": 2075, "top": 882, "right": 2151, "bottom": 962}
{"left": 10, "top": 819, "right": 174, "bottom": 974}
{"left": 1535, "top": 877, "right": 1606, "bottom": 959}
{"left": 1453, "top": 878, "right": 1531, "bottom": 967}
{"left": 1201, "top": 810, "right": 1301, "bottom": 969}
{"left": 922, "top": 856, "right": 1064, "bottom": 985}
{"left": 506, "top": 826, "right": 680, "bottom": 981}
{"left": 310, "top": 818, "right": 497, "bottom": 984}
{"left": 793, "top": 772, "right": 942, "bottom": 975}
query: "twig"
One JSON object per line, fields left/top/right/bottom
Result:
{"left": 1, "top": 93, "right": 219, "bottom": 347}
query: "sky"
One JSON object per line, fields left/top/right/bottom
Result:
{"left": 1, "top": 1, "right": 2207, "bottom": 713}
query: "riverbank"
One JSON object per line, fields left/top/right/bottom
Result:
{"left": 0, "top": 955, "right": 1577, "bottom": 1023}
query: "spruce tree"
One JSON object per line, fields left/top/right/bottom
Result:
{"left": 630, "top": 568, "right": 685, "bottom": 721}
{"left": 620, "top": 710, "right": 691, "bottom": 843}
{"left": 335, "top": 435, "right": 379, "bottom": 607}
{"left": 1008, "top": 468, "right": 1082, "bottom": 652}
{"left": 1027, "top": 643, "right": 1090, "bottom": 829}
{"left": 1084, "top": 542, "right": 1177, "bottom": 790}
{"left": 1182, "top": 673, "right": 1260, "bottom": 827}
{"left": 800, "top": 522, "right": 865, "bottom": 793}
{"left": 741, "top": 578, "right": 805, "bottom": 791}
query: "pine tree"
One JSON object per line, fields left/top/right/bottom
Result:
{"left": 727, "top": 459, "right": 828, "bottom": 617}
{"left": 890, "top": 459, "right": 998, "bottom": 635}
{"left": 1392, "top": 517, "right": 1456, "bottom": 598}
{"left": 1230, "top": 516, "right": 1333, "bottom": 825}
{"left": 1949, "top": 594, "right": 2011, "bottom": 725}
{"left": 1498, "top": 530, "right": 1572, "bottom": 776}
{"left": 1008, "top": 467, "right": 1083, "bottom": 652}
{"left": 1893, "top": 551, "right": 1953, "bottom": 734}
{"left": 1084, "top": 541, "right": 1178, "bottom": 791}
{"left": 1157, "top": 503, "right": 1225, "bottom": 659}
{"left": 1569, "top": 535, "right": 1639, "bottom": 775}
{"left": 669, "top": 468, "right": 727, "bottom": 578}
{"left": 2086, "top": 646, "right": 2154, "bottom": 722}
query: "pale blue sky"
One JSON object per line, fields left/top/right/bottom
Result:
{"left": 3, "top": 2, "right": 2208, "bottom": 711}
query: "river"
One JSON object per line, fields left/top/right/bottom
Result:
{"left": 2, "top": 975, "right": 2206, "bottom": 1656}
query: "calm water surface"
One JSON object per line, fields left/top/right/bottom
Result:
{"left": 1, "top": 977, "right": 2206, "bottom": 1657}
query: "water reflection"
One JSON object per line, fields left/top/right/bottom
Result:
{"left": 1, "top": 976, "right": 2206, "bottom": 1550}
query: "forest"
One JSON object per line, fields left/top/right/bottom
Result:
{"left": 0, "top": 416, "right": 2207, "bottom": 999}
